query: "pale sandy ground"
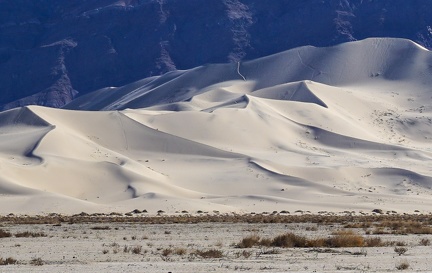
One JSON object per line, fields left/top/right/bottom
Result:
{"left": 0, "top": 221, "right": 431, "bottom": 272}
{"left": 0, "top": 38, "right": 432, "bottom": 215}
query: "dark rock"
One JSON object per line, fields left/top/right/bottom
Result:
{"left": 1, "top": 0, "right": 432, "bottom": 109}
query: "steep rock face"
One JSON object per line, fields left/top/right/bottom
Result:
{"left": 1, "top": 0, "right": 432, "bottom": 109}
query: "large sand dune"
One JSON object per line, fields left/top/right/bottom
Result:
{"left": 1, "top": 38, "right": 432, "bottom": 214}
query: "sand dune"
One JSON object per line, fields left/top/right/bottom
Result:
{"left": 1, "top": 38, "right": 432, "bottom": 215}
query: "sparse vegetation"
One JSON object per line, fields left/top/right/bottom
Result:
{"left": 420, "top": 238, "right": 430, "bottom": 246}
{"left": 0, "top": 229, "right": 12, "bottom": 238}
{"left": 396, "top": 260, "right": 410, "bottom": 270}
{"left": 15, "top": 231, "right": 47, "bottom": 238}
{"left": 0, "top": 257, "right": 17, "bottom": 265}
{"left": 161, "top": 248, "right": 172, "bottom": 257}
{"left": 394, "top": 247, "right": 408, "bottom": 256}
{"left": 123, "top": 245, "right": 131, "bottom": 253}
{"left": 237, "top": 230, "right": 383, "bottom": 249}
{"left": 91, "top": 226, "right": 111, "bottom": 230}
{"left": 30, "top": 258, "right": 44, "bottom": 266}
{"left": 0, "top": 213, "right": 431, "bottom": 271}
{"left": 193, "top": 249, "right": 223, "bottom": 259}
{"left": 131, "top": 245, "right": 142, "bottom": 254}
{"left": 237, "top": 234, "right": 261, "bottom": 248}
{"left": 174, "top": 248, "right": 187, "bottom": 256}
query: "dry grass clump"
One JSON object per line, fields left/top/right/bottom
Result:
{"left": 30, "top": 258, "right": 43, "bottom": 266}
{"left": 271, "top": 233, "right": 309, "bottom": 248}
{"left": 364, "top": 237, "right": 384, "bottom": 247}
{"left": 420, "top": 238, "right": 430, "bottom": 246}
{"left": 237, "top": 230, "right": 386, "bottom": 249}
{"left": 235, "top": 250, "right": 252, "bottom": 258}
{"left": 0, "top": 257, "right": 17, "bottom": 265}
{"left": 0, "top": 229, "right": 12, "bottom": 238}
{"left": 15, "top": 231, "right": 46, "bottom": 238}
{"left": 131, "top": 245, "right": 142, "bottom": 254}
{"left": 90, "top": 226, "right": 111, "bottom": 230}
{"left": 174, "top": 248, "right": 187, "bottom": 255}
{"left": 394, "top": 247, "right": 408, "bottom": 256}
{"left": 327, "top": 230, "right": 364, "bottom": 248}
{"left": 161, "top": 248, "right": 172, "bottom": 257}
{"left": 377, "top": 220, "right": 432, "bottom": 235}
{"left": 237, "top": 234, "right": 261, "bottom": 248}
{"left": 193, "top": 249, "right": 224, "bottom": 259}
{"left": 396, "top": 260, "right": 410, "bottom": 270}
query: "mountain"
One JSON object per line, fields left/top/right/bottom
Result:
{"left": 1, "top": 38, "right": 432, "bottom": 214}
{"left": 1, "top": 0, "right": 432, "bottom": 110}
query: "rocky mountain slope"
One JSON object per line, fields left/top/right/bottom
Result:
{"left": 1, "top": 0, "right": 432, "bottom": 109}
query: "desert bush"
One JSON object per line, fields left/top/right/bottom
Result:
{"left": 194, "top": 249, "right": 223, "bottom": 259}
{"left": 237, "top": 235, "right": 261, "bottom": 248}
{"left": 271, "top": 233, "right": 308, "bottom": 248}
{"left": 15, "top": 231, "right": 46, "bottom": 238}
{"left": 327, "top": 232, "right": 364, "bottom": 248}
{"left": 91, "top": 226, "right": 110, "bottom": 230}
{"left": 161, "top": 248, "right": 172, "bottom": 257}
{"left": 174, "top": 248, "right": 187, "bottom": 255}
{"left": 259, "top": 238, "right": 272, "bottom": 247}
{"left": 0, "top": 229, "right": 12, "bottom": 238}
{"left": 234, "top": 250, "right": 252, "bottom": 259}
{"left": 364, "top": 237, "right": 384, "bottom": 247}
{"left": 396, "top": 260, "right": 409, "bottom": 270}
{"left": 420, "top": 238, "right": 430, "bottom": 246}
{"left": 123, "top": 245, "right": 131, "bottom": 253}
{"left": 102, "top": 249, "right": 109, "bottom": 254}
{"left": 131, "top": 245, "right": 142, "bottom": 254}
{"left": 394, "top": 247, "right": 408, "bottom": 256}
{"left": 0, "top": 257, "right": 17, "bottom": 265}
{"left": 30, "top": 258, "right": 43, "bottom": 266}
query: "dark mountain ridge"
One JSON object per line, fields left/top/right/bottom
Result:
{"left": 1, "top": 0, "right": 432, "bottom": 110}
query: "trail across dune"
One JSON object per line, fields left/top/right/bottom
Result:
{"left": 1, "top": 38, "right": 432, "bottom": 215}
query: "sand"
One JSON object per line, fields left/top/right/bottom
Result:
{"left": 0, "top": 38, "right": 432, "bottom": 215}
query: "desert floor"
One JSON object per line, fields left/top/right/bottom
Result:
{"left": 0, "top": 214, "right": 431, "bottom": 272}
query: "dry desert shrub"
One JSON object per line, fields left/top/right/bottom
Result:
{"left": 327, "top": 231, "right": 364, "bottom": 248}
{"left": 364, "top": 237, "right": 384, "bottom": 247}
{"left": 237, "top": 234, "right": 261, "bottom": 248}
{"left": 394, "top": 247, "right": 408, "bottom": 256}
{"left": 30, "top": 258, "right": 43, "bottom": 266}
{"left": 234, "top": 250, "right": 252, "bottom": 258}
{"left": 161, "top": 248, "right": 172, "bottom": 257}
{"left": 90, "top": 226, "right": 110, "bottom": 230}
{"left": 236, "top": 230, "right": 387, "bottom": 249}
{"left": 0, "top": 229, "right": 12, "bottom": 238}
{"left": 0, "top": 257, "right": 17, "bottom": 265}
{"left": 420, "top": 238, "right": 430, "bottom": 246}
{"left": 193, "top": 249, "right": 223, "bottom": 259}
{"left": 271, "top": 233, "right": 308, "bottom": 248}
{"left": 377, "top": 220, "right": 432, "bottom": 235}
{"left": 131, "top": 245, "right": 142, "bottom": 254}
{"left": 15, "top": 231, "right": 46, "bottom": 238}
{"left": 396, "top": 260, "right": 410, "bottom": 270}
{"left": 123, "top": 245, "right": 131, "bottom": 253}
{"left": 174, "top": 248, "right": 187, "bottom": 256}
